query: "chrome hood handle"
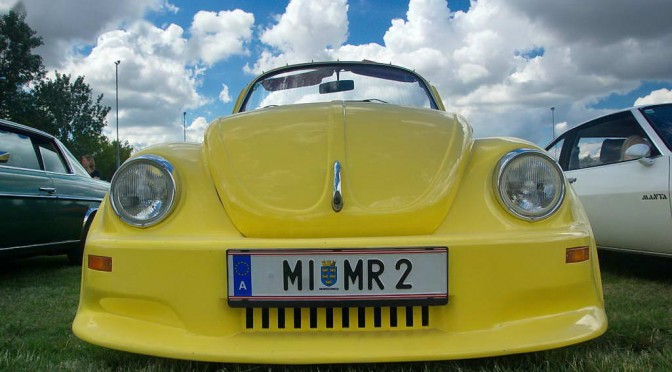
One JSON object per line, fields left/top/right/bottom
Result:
{"left": 332, "top": 160, "right": 343, "bottom": 212}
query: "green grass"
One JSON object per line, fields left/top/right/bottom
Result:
{"left": 1, "top": 251, "right": 672, "bottom": 371}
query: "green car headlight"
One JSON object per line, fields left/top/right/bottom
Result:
{"left": 494, "top": 149, "right": 565, "bottom": 221}
{"left": 110, "top": 155, "right": 178, "bottom": 227}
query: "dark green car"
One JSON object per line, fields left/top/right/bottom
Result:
{"left": 0, "top": 119, "right": 109, "bottom": 263}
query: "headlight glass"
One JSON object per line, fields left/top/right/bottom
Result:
{"left": 110, "top": 155, "right": 178, "bottom": 227}
{"left": 494, "top": 149, "right": 565, "bottom": 221}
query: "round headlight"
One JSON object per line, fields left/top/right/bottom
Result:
{"left": 110, "top": 155, "right": 178, "bottom": 227}
{"left": 494, "top": 149, "right": 565, "bottom": 221}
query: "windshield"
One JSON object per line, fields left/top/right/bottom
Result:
{"left": 640, "top": 104, "right": 672, "bottom": 151}
{"left": 240, "top": 63, "right": 437, "bottom": 112}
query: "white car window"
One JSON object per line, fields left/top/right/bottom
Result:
{"left": 567, "top": 111, "right": 654, "bottom": 171}
{"left": 38, "top": 141, "right": 68, "bottom": 174}
{"left": 0, "top": 128, "right": 41, "bottom": 170}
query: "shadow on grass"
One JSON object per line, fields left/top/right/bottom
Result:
{"left": 598, "top": 250, "right": 672, "bottom": 283}
{"left": 0, "top": 254, "right": 72, "bottom": 272}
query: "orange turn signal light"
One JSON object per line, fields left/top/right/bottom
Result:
{"left": 566, "top": 246, "right": 590, "bottom": 263}
{"left": 88, "top": 255, "right": 113, "bottom": 272}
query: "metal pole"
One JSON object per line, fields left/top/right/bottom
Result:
{"left": 550, "top": 106, "right": 556, "bottom": 140}
{"left": 115, "top": 60, "right": 121, "bottom": 168}
{"left": 183, "top": 111, "right": 186, "bottom": 142}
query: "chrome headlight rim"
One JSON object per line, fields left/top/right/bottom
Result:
{"left": 110, "top": 154, "right": 178, "bottom": 228}
{"left": 494, "top": 148, "right": 566, "bottom": 221}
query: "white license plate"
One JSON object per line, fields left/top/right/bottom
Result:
{"left": 227, "top": 247, "right": 448, "bottom": 307}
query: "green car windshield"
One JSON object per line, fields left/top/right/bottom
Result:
{"left": 240, "top": 63, "right": 438, "bottom": 112}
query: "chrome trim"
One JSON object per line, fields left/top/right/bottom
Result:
{"left": 0, "top": 192, "right": 57, "bottom": 199}
{"left": 598, "top": 245, "right": 672, "bottom": 258}
{"left": 82, "top": 207, "right": 98, "bottom": 230}
{"left": 52, "top": 138, "right": 77, "bottom": 175}
{"left": 0, "top": 118, "right": 56, "bottom": 139}
{"left": 57, "top": 195, "right": 104, "bottom": 202}
{"left": 332, "top": 160, "right": 343, "bottom": 212}
{"left": 0, "top": 240, "right": 79, "bottom": 252}
{"left": 0, "top": 192, "right": 102, "bottom": 202}
{"left": 493, "top": 149, "right": 566, "bottom": 221}
{"left": 110, "top": 154, "right": 178, "bottom": 228}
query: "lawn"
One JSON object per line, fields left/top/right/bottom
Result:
{"left": 1, "top": 251, "right": 671, "bottom": 371}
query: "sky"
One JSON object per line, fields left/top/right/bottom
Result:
{"left": 2, "top": 0, "right": 672, "bottom": 150}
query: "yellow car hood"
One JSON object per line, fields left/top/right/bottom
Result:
{"left": 204, "top": 102, "right": 472, "bottom": 238}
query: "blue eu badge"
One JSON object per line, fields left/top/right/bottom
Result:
{"left": 232, "top": 254, "right": 252, "bottom": 296}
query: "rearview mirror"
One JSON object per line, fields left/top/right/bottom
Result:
{"left": 624, "top": 143, "right": 654, "bottom": 166}
{"left": 319, "top": 80, "right": 354, "bottom": 94}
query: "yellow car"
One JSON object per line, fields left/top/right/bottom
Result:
{"left": 73, "top": 61, "right": 606, "bottom": 363}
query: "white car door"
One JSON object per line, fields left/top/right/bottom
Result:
{"left": 556, "top": 108, "right": 672, "bottom": 255}
{"left": 567, "top": 156, "right": 671, "bottom": 254}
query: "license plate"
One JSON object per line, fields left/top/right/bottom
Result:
{"left": 227, "top": 247, "right": 448, "bottom": 307}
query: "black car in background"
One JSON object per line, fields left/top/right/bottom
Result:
{"left": 0, "top": 119, "right": 109, "bottom": 263}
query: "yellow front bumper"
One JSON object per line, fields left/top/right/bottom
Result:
{"left": 73, "top": 231, "right": 606, "bottom": 363}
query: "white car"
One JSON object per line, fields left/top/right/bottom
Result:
{"left": 546, "top": 103, "right": 672, "bottom": 256}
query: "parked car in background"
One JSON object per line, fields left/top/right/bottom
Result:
{"left": 74, "top": 61, "right": 605, "bottom": 363}
{"left": 546, "top": 104, "right": 672, "bottom": 256}
{"left": 0, "top": 119, "right": 109, "bottom": 264}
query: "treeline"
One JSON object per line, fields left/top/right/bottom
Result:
{"left": 0, "top": 9, "right": 132, "bottom": 180}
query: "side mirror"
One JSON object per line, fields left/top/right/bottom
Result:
{"left": 319, "top": 80, "right": 354, "bottom": 94}
{"left": 624, "top": 143, "right": 654, "bottom": 166}
{"left": 0, "top": 151, "right": 10, "bottom": 163}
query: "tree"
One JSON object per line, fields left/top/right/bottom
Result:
{"left": 0, "top": 10, "right": 44, "bottom": 120}
{"left": 31, "top": 72, "right": 134, "bottom": 180}
{"left": 0, "top": 9, "right": 133, "bottom": 178}
{"left": 96, "top": 139, "right": 134, "bottom": 181}
{"left": 32, "top": 72, "right": 111, "bottom": 157}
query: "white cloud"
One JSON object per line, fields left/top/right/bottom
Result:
{"left": 634, "top": 89, "right": 672, "bottom": 106}
{"left": 162, "top": 0, "right": 179, "bottom": 14}
{"left": 186, "top": 116, "right": 209, "bottom": 143}
{"left": 246, "top": 0, "right": 349, "bottom": 73}
{"left": 10, "top": 0, "right": 256, "bottom": 149}
{"left": 189, "top": 9, "right": 254, "bottom": 65}
{"left": 219, "top": 84, "right": 231, "bottom": 104}
{"left": 10, "top": 0, "right": 176, "bottom": 68}
{"left": 554, "top": 121, "right": 569, "bottom": 137}
{"left": 61, "top": 21, "right": 204, "bottom": 144}
{"left": 383, "top": 0, "right": 452, "bottom": 53}
{"left": 7, "top": 0, "right": 672, "bottom": 150}
{"left": 325, "top": 0, "right": 671, "bottom": 144}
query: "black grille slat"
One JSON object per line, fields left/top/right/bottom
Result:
{"left": 245, "top": 308, "right": 253, "bottom": 329}
{"left": 261, "top": 308, "right": 270, "bottom": 328}
{"left": 244, "top": 306, "right": 430, "bottom": 330}
{"left": 278, "top": 308, "right": 285, "bottom": 329}
{"left": 293, "top": 308, "right": 301, "bottom": 328}
{"left": 342, "top": 307, "right": 350, "bottom": 328}
{"left": 405, "top": 306, "right": 414, "bottom": 327}
{"left": 357, "top": 307, "right": 366, "bottom": 328}
{"left": 374, "top": 307, "right": 382, "bottom": 328}
{"left": 326, "top": 308, "right": 334, "bottom": 328}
